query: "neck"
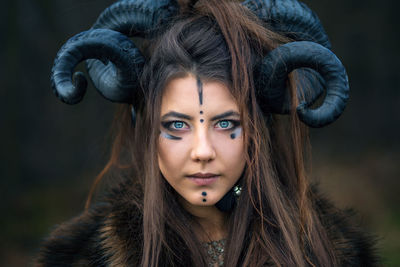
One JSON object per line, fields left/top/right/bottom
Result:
{"left": 180, "top": 198, "right": 228, "bottom": 242}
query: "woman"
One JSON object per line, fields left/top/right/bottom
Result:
{"left": 36, "top": 0, "right": 378, "bottom": 266}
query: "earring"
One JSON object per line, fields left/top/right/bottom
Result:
{"left": 215, "top": 185, "right": 242, "bottom": 212}
{"left": 233, "top": 185, "right": 242, "bottom": 197}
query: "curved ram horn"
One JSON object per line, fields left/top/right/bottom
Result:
{"left": 243, "top": 0, "right": 333, "bottom": 118}
{"left": 85, "top": 0, "right": 179, "bottom": 99}
{"left": 257, "top": 41, "right": 349, "bottom": 127}
{"left": 51, "top": 29, "right": 144, "bottom": 104}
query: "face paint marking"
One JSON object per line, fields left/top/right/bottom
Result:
{"left": 202, "top": 199, "right": 207, "bottom": 202}
{"left": 230, "top": 127, "right": 242, "bottom": 140}
{"left": 196, "top": 76, "right": 203, "bottom": 105}
{"left": 200, "top": 111, "right": 203, "bottom": 114}
{"left": 160, "top": 131, "right": 182, "bottom": 140}
{"left": 202, "top": 191, "right": 207, "bottom": 196}
{"left": 200, "top": 119, "right": 204, "bottom": 123}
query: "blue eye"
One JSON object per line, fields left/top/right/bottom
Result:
{"left": 173, "top": 121, "right": 184, "bottom": 129}
{"left": 161, "top": 121, "right": 189, "bottom": 131}
{"left": 215, "top": 120, "right": 240, "bottom": 130}
{"left": 218, "top": 120, "right": 231, "bottom": 128}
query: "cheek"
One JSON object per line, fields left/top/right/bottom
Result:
{"left": 213, "top": 133, "right": 246, "bottom": 173}
{"left": 158, "top": 138, "right": 191, "bottom": 177}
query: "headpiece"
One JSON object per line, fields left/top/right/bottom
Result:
{"left": 51, "top": 0, "right": 349, "bottom": 128}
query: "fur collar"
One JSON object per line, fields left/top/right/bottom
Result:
{"left": 35, "top": 181, "right": 379, "bottom": 266}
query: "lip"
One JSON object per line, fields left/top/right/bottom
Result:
{"left": 186, "top": 173, "right": 220, "bottom": 186}
{"left": 187, "top": 173, "right": 219, "bottom": 178}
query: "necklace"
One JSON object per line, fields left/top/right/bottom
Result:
{"left": 202, "top": 238, "right": 226, "bottom": 267}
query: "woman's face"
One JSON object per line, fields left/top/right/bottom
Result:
{"left": 158, "top": 74, "right": 246, "bottom": 209}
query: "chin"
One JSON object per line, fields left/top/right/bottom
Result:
{"left": 193, "top": 193, "right": 223, "bottom": 207}
{"left": 179, "top": 193, "right": 219, "bottom": 208}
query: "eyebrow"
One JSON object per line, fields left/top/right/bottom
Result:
{"left": 161, "top": 110, "right": 240, "bottom": 121}
{"left": 161, "top": 111, "right": 193, "bottom": 121}
{"left": 210, "top": 110, "right": 240, "bottom": 121}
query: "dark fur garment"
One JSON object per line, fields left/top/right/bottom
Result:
{"left": 34, "top": 181, "right": 379, "bottom": 266}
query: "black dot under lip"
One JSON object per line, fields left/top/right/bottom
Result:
{"left": 202, "top": 191, "right": 207, "bottom": 196}
{"left": 202, "top": 199, "right": 207, "bottom": 202}
{"left": 200, "top": 111, "right": 203, "bottom": 114}
{"left": 200, "top": 119, "right": 204, "bottom": 123}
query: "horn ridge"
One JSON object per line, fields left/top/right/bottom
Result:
{"left": 92, "top": 0, "right": 179, "bottom": 37}
{"left": 242, "top": 0, "right": 330, "bottom": 48}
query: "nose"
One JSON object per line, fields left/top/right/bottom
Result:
{"left": 190, "top": 128, "right": 216, "bottom": 162}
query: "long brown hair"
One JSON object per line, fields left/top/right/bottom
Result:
{"left": 87, "top": 0, "right": 337, "bottom": 266}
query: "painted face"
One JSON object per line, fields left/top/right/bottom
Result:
{"left": 158, "top": 75, "right": 246, "bottom": 209}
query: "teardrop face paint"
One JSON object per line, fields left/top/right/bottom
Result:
{"left": 158, "top": 75, "right": 245, "bottom": 210}
{"left": 160, "top": 131, "right": 182, "bottom": 140}
{"left": 230, "top": 127, "right": 242, "bottom": 139}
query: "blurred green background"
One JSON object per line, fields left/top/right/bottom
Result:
{"left": 1, "top": 0, "right": 399, "bottom": 266}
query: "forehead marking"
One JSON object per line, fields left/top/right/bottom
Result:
{"left": 196, "top": 76, "right": 203, "bottom": 105}
{"left": 197, "top": 76, "right": 204, "bottom": 123}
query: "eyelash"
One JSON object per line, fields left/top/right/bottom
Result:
{"left": 161, "top": 120, "right": 240, "bottom": 132}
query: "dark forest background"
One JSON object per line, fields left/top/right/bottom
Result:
{"left": 1, "top": 0, "right": 399, "bottom": 265}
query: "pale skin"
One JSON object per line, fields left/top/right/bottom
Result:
{"left": 158, "top": 74, "right": 246, "bottom": 241}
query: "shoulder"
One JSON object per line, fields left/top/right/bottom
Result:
{"left": 310, "top": 186, "right": 380, "bottom": 266}
{"left": 35, "top": 181, "right": 144, "bottom": 267}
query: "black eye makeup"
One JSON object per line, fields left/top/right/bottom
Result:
{"left": 160, "top": 131, "right": 182, "bottom": 140}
